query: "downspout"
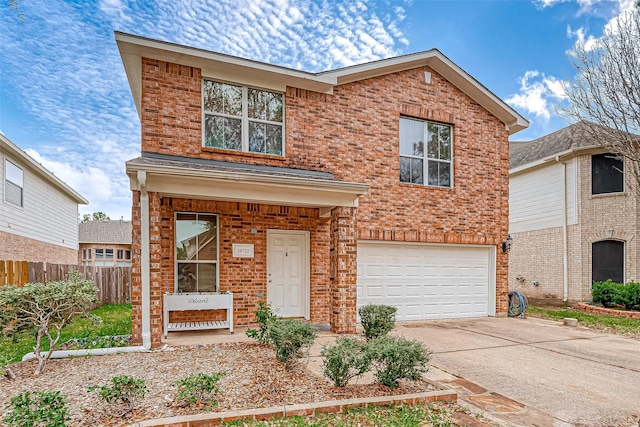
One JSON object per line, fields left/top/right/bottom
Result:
{"left": 138, "top": 170, "right": 152, "bottom": 350}
{"left": 557, "top": 157, "right": 569, "bottom": 303}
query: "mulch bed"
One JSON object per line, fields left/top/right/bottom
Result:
{"left": 0, "top": 342, "right": 437, "bottom": 426}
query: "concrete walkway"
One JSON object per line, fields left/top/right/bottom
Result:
{"left": 163, "top": 316, "right": 640, "bottom": 427}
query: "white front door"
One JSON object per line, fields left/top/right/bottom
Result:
{"left": 267, "top": 230, "right": 309, "bottom": 318}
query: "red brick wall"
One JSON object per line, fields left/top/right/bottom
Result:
{"left": 0, "top": 230, "right": 78, "bottom": 264}
{"left": 134, "top": 57, "right": 511, "bottom": 344}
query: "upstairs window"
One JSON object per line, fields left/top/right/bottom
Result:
{"left": 399, "top": 118, "right": 453, "bottom": 188}
{"left": 5, "top": 159, "right": 23, "bottom": 207}
{"left": 203, "top": 80, "right": 284, "bottom": 156}
{"left": 592, "top": 153, "right": 623, "bottom": 194}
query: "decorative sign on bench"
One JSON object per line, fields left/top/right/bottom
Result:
{"left": 163, "top": 292, "right": 234, "bottom": 338}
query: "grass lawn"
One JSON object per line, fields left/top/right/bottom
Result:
{"left": 527, "top": 305, "right": 640, "bottom": 337}
{"left": 0, "top": 304, "right": 132, "bottom": 367}
{"left": 221, "top": 402, "right": 470, "bottom": 427}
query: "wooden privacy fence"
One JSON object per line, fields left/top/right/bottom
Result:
{"left": 0, "top": 260, "right": 131, "bottom": 305}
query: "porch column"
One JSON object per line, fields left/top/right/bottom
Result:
{"left": 137, "top": 171, "right": 151, "bottom": 349}
{"left": 329, "top": 206, "right": 358, "bottom": 334}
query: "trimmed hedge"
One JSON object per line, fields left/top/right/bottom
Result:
{"left": 592, "top": 280, "right": 640, "bottom": 310}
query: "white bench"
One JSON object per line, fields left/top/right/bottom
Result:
{"left": 163, "top": 292, "right": 234, "bottom": 338}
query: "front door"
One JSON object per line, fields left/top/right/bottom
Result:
{"left": 267, "top": 230, "right": 309, "bottom": 318}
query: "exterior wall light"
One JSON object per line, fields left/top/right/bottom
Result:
{"left": 502, "top": 235, "right": 513, "bottom": 253}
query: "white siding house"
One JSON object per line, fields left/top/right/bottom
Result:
{"left": 0, "top": 133, "right": 88, "bottom": 264}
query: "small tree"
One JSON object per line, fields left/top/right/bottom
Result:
{"left": 0, "top": 271, "right": 98, "bottom": 375}
{"left": 81, "top": 211, "right": 111, "bottom": 223}
{"left": 561, "top": 8, "right": 640, "bottom": 196}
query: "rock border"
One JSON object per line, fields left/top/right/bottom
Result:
{"left": 576, "top": 302, "right": 640, "bottom": 319}
{"left": 127, "top": 389, "right": 457, "bottom": 427}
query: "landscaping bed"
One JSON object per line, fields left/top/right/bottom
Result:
{"left": 0, "top": 342, "right": 440, "bottom": 427}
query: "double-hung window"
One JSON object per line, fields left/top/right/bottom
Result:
{"left": 203, "top": 80, "right": 284, "bottom": 155}
{"left": 399, "top": 118, "right": 452, "bottom": 188}
{"left": 5, "top": 159, "right": 24, "bottom": 207}
{"left": 592, "top": 153, "right": 623, "bottom": 195}
{"left": 175, "top": 213, "right": 218, "bottom": 293}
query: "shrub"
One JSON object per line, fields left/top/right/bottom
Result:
{"left": 268, "top": 318, "right": 317, "bottom": 367}
{"left": 245, "top": 301, "right": 277, "bottom": 344}
{"left": 173, "top": 372, "right": 225, "bottom": 409}
{"left": 89, "top": 376, "right": 147, "bottom": 417}
{"left": 321, "top": 337, "right": 371, "bottom": 387}
{"left": 358, "top": 304, "right": 397, "bottom": 340}
{"left": 366, "top": 335, "right": 430, "bottom": 388}
{"left": 619, "top": 281, "right": 640, "bottom": 311}
{"left": 3, "top": 391, "right": 70, "bottom": 427}
{"left": 592, "top": 280, "right": 624, "bottom": 307}
{"left": 0, "top": 271, "right": 98, "bottom": 375}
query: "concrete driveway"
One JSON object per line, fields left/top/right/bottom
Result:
{"left": 395, "top": 317, "right": 640, "bottom": 427}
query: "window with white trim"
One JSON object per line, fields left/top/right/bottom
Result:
{"left": 203, "top": 80, "right": 284, "bottom": 155}
{"left": 175, "top": 213, "right": 218, "bottom": 292}
{"left": 399, "top": 118, "right": 452, "bottom": 188}
{"left": 5, "top": 159, "right": 24, "bottom": 207}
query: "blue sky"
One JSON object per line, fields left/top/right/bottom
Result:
{"left": 0, "top": 0, "right": 635, "bottom": 220}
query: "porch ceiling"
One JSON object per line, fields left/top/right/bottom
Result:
{"left": 126, "top": 153, "right": 369, "bottom": 214}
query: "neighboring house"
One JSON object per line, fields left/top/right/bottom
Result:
{"left": 0, "top": 133, "right": 88, "bottom": 264}
{"left": 116, "top": 32, "right": 528, "bottom": 348}
{"left": 509, "top": 122, "right": 639, "bottom": 304}
{"left": 78, "top": 220, "right": 133, "bottom": 267}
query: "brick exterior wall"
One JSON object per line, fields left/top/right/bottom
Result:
{"left": 132, "top": 58, "right": 512, "bottom": 346}
{"left": 509, "top": 153, "right": 640, "bottom": 304}
{"left": 0, "top": 230, "right": 78, "bottom": 264}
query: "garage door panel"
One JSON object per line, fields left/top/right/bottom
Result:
{"left": 357, "top": 242, "right": 492, "bottom": 321}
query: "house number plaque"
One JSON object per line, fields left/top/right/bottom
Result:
{"left": 232, "top": 244, "right": 254, "bottom": 258}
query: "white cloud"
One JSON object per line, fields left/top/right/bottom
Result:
{"left": 506, "top": 71, "right": 568, "bottom": 120}
{"left": 1, "top": 0, "right": 410, "bottom": 219}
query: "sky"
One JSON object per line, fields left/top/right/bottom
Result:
{"left": 0, "top": 0, "right": 636, "bottom": 220}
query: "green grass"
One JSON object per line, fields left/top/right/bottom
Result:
{"left": 0, "top": 304, "right": 132, "bottom": 368}
{"left": 527, "top": 305, "right": 640, "bottom": 337}
{"left": 221, "top": 403, "right": 463, "bottom": 427}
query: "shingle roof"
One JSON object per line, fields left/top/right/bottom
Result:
{"left": 509, "top": 122, "right": 598, "bottom": 169}
{"left": 79, "top": 220, "right": 132, "bottom": 244}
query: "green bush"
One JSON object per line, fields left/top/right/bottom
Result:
{"left": 268, "top": 318, "right": 317, "bottom": 367}
{"left": 366, "top": 335, "right": 430, "bottom": 388}
{"left": 619, "top": 281, "right": 640, "bottom": 311}
{"left": 89, "top": 375, "right": 147, "bottom": 417}
{"left": 0, "top": 271, "right": 98, "bottom": 375}
{"left": 592, "top": 280, "right": 624, "bottom": 307}
{"left": 245, "top": 301, "right": 277, "bottom": 344}
{"left": 321, "top": 337, "right": 371, "bottom": 387}
{"left": 358, "top": 304, "right": 397, "bottom": 340}
{"left": 3, "top": 391, "right": 70, "bottom": 427}
{"left": 173, "top": 372, "right": 225, "bottom": 409}
{"left": 592, "top": 280, "right": 640, "bottom": 310}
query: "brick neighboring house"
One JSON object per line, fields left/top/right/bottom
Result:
{"left": 78, "top": 220, "right": 133, "bottom": 267}
{"left": 0, "top": 133, "right": 88, "bottom": 264}
{"left": 116, "top": 32, "right": 529, "bottom": 348}
{"left": 509, "top": 122, "right": 640, "bottom": 304}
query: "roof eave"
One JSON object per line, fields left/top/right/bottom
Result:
{"left": 0, "top": 134, "right": 88, "bottom": 204}
{"left": 115, "top": 32, "right": 337, "bottom": 120}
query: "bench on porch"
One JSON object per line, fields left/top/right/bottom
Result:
{"left": 163, "top": 292, "right": 234, "bottom": 338}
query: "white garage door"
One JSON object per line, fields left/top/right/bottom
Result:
{"left": 357, "top": 242, "right": 494, "bottom": 321}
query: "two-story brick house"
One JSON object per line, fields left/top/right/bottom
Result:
{"left": 509, "top": 122, "right": 640, "bottom": 303}
{"left": 116, "top": 32, "right": 528, "bottom": 348}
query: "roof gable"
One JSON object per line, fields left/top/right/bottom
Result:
{"left": 115, "top": 32, "right": 529, "bottom": 135}
{"left": 0, "top": 133, "right": 88, "bottom": 204}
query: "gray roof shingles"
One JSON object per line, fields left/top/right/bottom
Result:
{"left": 79, "top": 220, "right": 132, "bottom": 244}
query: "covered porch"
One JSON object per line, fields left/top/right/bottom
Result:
{"left": 126, "top": 153, "right": 369, "bottom": 348}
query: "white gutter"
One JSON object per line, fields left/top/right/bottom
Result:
{"left": 138, "top": 170, "right": 152, "bottom": 350}
{"left": 22, "top": 346, "right": 148, "bottom": 362}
